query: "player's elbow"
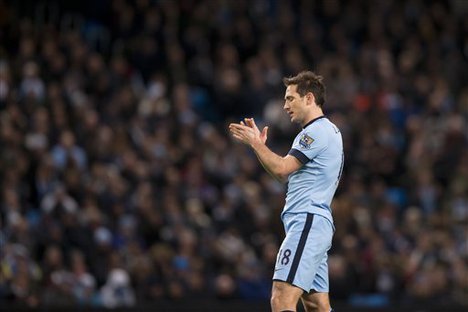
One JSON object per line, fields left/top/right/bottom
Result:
{"left": 273, "top": 155, "right": 302, "bottom": 181}
{"left": 277, "top": 171, "right": 289, "bottom": 182}
{"left": 271, "top": 173, "right": 288, "bottom": 183}
{"left": 266, "top": 169, "right": 287, "bottom": 183}
{"left": 273, "top": 166, "right": 291, "bottom": 182}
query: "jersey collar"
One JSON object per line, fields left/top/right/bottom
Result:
{"left": 302, "top": 115, "right": 326, "bottom": 129}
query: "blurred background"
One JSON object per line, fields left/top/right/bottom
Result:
{"left": 0, "top": 0, "right": 466, "bottom": 311}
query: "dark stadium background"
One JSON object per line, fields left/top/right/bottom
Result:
{"left": 0, "top": 0, "right": 466, "bottom": 311}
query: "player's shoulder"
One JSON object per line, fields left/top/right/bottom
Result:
{"left": 302, "top": 117, "right": 342, "bottom": 149}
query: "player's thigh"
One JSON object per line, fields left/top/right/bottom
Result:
{"left": 301, "top": 291, "right": 331, "bottom": 312}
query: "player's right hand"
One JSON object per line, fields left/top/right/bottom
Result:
{"left": 229, "top": 118, "right": 267, "bottom": 147}
{"left": 243, "top": 118, "right": 268, "bottom": 144}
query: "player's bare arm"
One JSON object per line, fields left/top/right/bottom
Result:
{"left": 229, "top": 118, "right": 302, "bottom": 181}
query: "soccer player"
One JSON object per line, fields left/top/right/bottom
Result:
{"left": 229, "top": 71, "right": 343, "bottom": 312}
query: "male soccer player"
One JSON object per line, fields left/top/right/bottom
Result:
{"left": 229, "top": 71, "right": 343, "bottom": 312}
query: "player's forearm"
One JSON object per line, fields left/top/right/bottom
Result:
{"left": 251, "top": 142, "right": 288, "bottom": 181}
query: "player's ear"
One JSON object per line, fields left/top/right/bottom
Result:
{"left": 306, "top": 92, "right": 315, "bottom": 106}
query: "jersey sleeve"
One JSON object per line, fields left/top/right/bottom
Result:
{"left": 288, "top": 125, "right": 328, "bottom": 165}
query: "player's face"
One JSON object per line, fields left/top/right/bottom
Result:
{"left": 283, "top": 85, "right": 307, "bottom": 124}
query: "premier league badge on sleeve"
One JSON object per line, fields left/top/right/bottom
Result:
{"left": 299, "top": 133, "right": 314, "bottom": 149}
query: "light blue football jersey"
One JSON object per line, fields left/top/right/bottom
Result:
{"left": 284, "top": 116, "right": 344, "bottom": 224}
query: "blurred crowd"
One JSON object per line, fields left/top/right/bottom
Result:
{"left": 0, "top": 0, "right": 467, "bottom": 309}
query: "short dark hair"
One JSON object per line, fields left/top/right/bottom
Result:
{"left": 283, "top": 71, "right": 326, "bottom": 107}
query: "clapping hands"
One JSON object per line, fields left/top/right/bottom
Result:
{"left": 229, "top": 118, "right": 268, "bottom": 146}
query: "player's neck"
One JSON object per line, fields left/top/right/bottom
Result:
{"left": 301, "top": 109, "right": 324, "bottom": 128}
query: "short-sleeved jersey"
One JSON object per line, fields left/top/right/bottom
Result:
{"left": 284, "top": 116, "right": 344, "bottom": 224}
